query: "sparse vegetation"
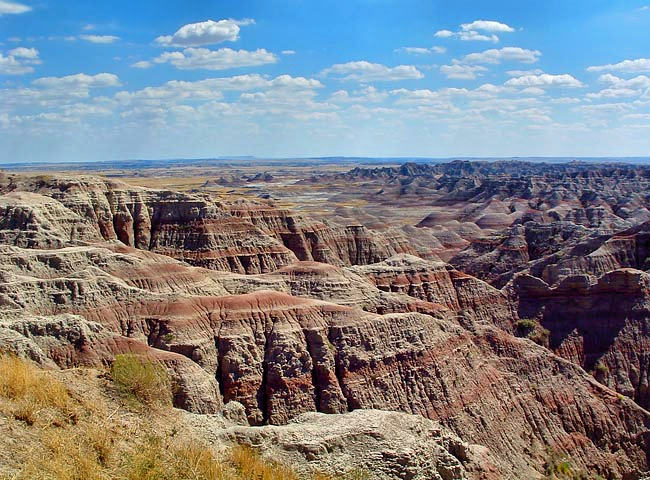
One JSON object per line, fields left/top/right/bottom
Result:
{"left": 515, "top": 319, "right": 550, "bottom": 347}
{"left": 0, "top": 354, "right": 364, "bottom": 480}
{"left": 516, "top": 319, "right": 537, "bottom": 335}
{"left": 594, "top": 361, "right": 609, "bottom": 376}
{"left": 110, "top": 354, "right": 173, "bottom": 408}
{"left": 0, "top": 353, "right": 75, "bottom": 426}
{"left": 543, "top": 449, "right": 590, "bottom": 480}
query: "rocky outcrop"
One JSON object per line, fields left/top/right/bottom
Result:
{"left": 0, "top": 175, "right": 422, "bottom": 274}
{"left": 351, "top": 255, "right": 517, "bottom": 329}
{"left": 516, "top": 268, "right": 650, "bottom": 411}
{"left": 0, "top": 313, "right": 222, "bottom": 414}
{"left": 228, "top": 201, "right": 419, "bottom": 266}
{"left": 188, "top": 409, "right": 501, "bottom": 480}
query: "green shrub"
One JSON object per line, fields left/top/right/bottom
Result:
{"left": 594, "top": 362, "right": 608, "bottom": 376}
{"left": 516, "top": 319, "right": 550, "bottom": 347}
{"left": 110, "top": 354, "right": 172, "bottom": 408}
{"left": 516, "top": 319, "right": 537, "bottom": 335}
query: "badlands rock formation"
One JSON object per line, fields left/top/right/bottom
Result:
{"left": 0, "top": 175, "right": 417, "bottom": 274}
{"left": 516, "top": 268, "right": 650, "bottom": 410}
{"left": 188, "top": 409, "right": 501, "bottom": 480}
{"left": 1, "top": 170, "right": 650, "bottom": 479}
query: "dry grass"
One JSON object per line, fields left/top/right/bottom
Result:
{"left": 231, "top": 445, "right": 300, "bottom": 480}
{"left": 0, "top": 354, "right": 75, "bottom": 427}
{"left": 110, "top": 354, "right": 173, "bottom": 408}
{"left": 123, "top": 435, "right": 228, "bottom": 480}
{"left": 0, "top": 354, "right": 357, "bottom": 480}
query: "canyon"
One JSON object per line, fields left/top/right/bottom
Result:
{"left": 1, "top": 161, "right": 650, "bottom": 479}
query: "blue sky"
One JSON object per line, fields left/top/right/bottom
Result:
{"left": 1, "top": 0, "right": 649, "bottom": 162}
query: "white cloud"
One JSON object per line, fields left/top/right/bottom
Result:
{"left": 33, "top": 73, "right": 121, "bottom": 89}
{"left": 281, "top": 50, "right": 296, "bottom": 55}
{"left": 507, "top": 68, "right": 543, "bottom": 77}
{"left": 439, "top": 62, "right": 487, "bottom": 80}
{"left": 598, "top": 73, "right": 650, "bottom": 88}
{"left": 435, "top": 20, "right": 514, "bottom": 43}
{"left": 329, "top": 86, "right": 388, "bottom": 103}
{"left": 8, "top": 47, "right": 38, "bottom": 59}
{"left": 505, "top": 73, "right": 584, "bottom": 88}
{"left": 434, "top": 30, "right": 454, "bottom": 38}
{"left": 574, "top": 102, "right": 634, "bottom": 114}
{"left": 322, "top": 61, "right": 424, "bottom": 82}
{"left": 551, "top": 97, "right": 581, "bottom": 104}
{"left": 114, "top": 74, "right": 322, "bottom": 106}
{"left": 586, "top": 88, "right": 640, "bottom": 99}
{"left": 79, "top": 34, "right": 120, "bottom": 44}
{"left": 82, "top": 24, "right": 96, "bottom": 31}
{"left": 458, "top": 31, "right": 499, "bottom": 42}
{"left": 0, "top": 46, "right": 40, "bottom": 74}
{"left": 155, "top": 19, "right": 254, "bottom": 47}
{"left": 624, "top": 113, "right": 650, "bottom": 121}
{"left": 0, "top": 72, "right": 121, "bottom": 114}
{"left": 0, "top": 0, "right": 31, "bottom": 15}
{"left": 397, "top": 46, "right": 446, "bottom": 55}
{"left": 460, "top": 20, "right": 515, "bottom": 33}
{"left": 586, "top": 58, "right": 650, "bottom": 73}
{"left": 520, "top": 87, "right": 546, "bottom": 96}
{"left": 463, "top": 47, "right": 541, "bottom": 64}
{"left": 586, "top": 74, "right": 650, "bottom": 99}
{"left": 139, "top": 47, "right": 277, "bottom": 71}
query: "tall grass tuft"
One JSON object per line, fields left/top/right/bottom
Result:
{"left": 0, "top": 353, "right": 74, "bottom": 425}
{"left": 110, "top": 354, "right": 172, "bottom": 408}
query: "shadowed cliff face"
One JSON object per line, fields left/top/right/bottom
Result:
{"left": 1, "top": 171, "right": 650, "bottom": 479}
{"left": 516, "top": 269, "right": 650, "bottom": 411}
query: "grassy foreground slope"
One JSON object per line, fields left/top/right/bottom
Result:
{"left": 0, "top": 353, "right": 349, "bottom": 480}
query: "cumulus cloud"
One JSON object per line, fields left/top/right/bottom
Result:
{"left": 396, "top": 46, "right": 446, "bottom": 55}
{"left": 435, "top": 19, "right": 515, "bottom": 43}
{"left": 79, "top": 34, "right": 120, "bottom": 44}
{"left": 0, "top": 72, "right": 121, "bottom": 115}
{"left": 0, "top": 46, "right": 40, "bottom": 74}
{"left": 586, "top": 88, "right": 640, "bottom": 100}
{"left": 281, "top": 50, "right": 296, "bottom": 55}
{"left": 463, "top": 47, "right": 541, "bottom": 64}
{"left": 439, "top": 62, "right": 487, "bottom": 80}
{"left": 155, "top": 19, "right": 254, "bottom": 47}
{"left": 9, "top": 47, "right": 38, "bottom": 59}
{"left": 114, "top": 74, "right": 322, "bottom": 106}
{"left": 586, "top": 73, "right": 650, "bottom": 99}
{"left": 135, "top": 47, "right": 277, "bottom": 71}
{"left": 458, "top": 31, "right": 499, "bottom": 42}
{"left": 33, "top": 72, "right": 121, "bottom": 89}
{"left": 321, "top": 61, "right": 424, "bottom": 82}
{"left": 434, "top": 30, "right": 454, "bottom": 38}
{"left": 0, "top": 0, "right": 31, "bottom": 15}
{"left": 507, "top": 68, "right": 544, "bottom": 77}
{"left": 586, "top": 58, "right": 650, "bottom": 73}
{"left": 598, "top": 73, "right": 650, "bottom": 88}
{"left": 505, "top": 73, "right": 584, "bottom": 88}
{"left": 329, "top": 86, "right": 388, "bottom": 103}
{"left": 460, "top": 20, "right": 515, "bottom": 33}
